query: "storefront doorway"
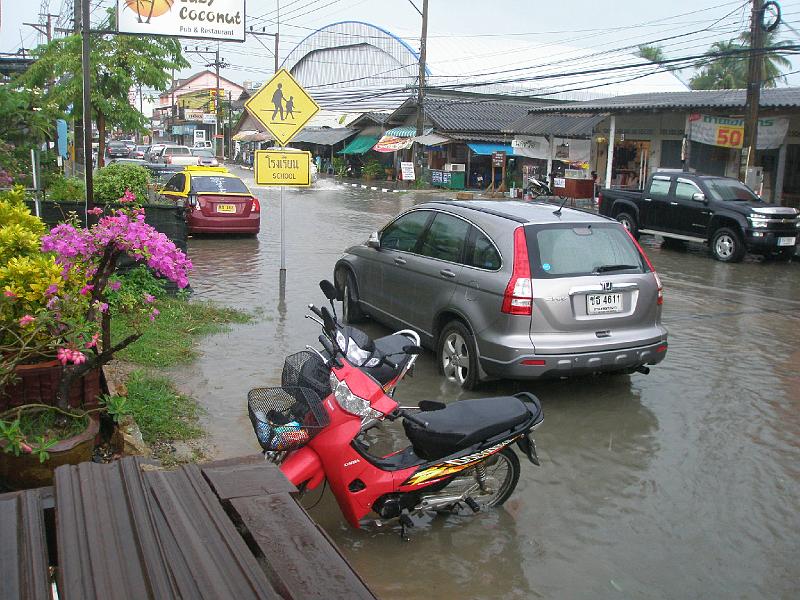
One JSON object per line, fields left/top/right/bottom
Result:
{"left": 612, "top": 140, "right": 650, "bottom": 189}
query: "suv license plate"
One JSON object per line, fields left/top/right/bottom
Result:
{"left": 587, "top": 293, "right": 623, "bottom": 314}
{"left": 778, "top": 236, "right": 796, "bottom": 246}
{"left": 216, "top": 204, "right": 236, "bottom": 213}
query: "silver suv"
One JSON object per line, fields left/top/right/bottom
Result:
{"left": 334, "top": 200, "right": 668, "bottom": 389}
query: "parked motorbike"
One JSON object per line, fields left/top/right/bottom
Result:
{"left": 247, "top": 292, "right": 544, "bottom": 536}
{"left": 526, "top": 174, "right": 553, "bottom": 198}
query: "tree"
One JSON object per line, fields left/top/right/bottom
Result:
{"left": 22, "top": 7, "right": 188, "bottom": 166}
{"left": 689, "top": 29, "right": 793, "bottom": 90}
{"left": 637, "top": 45, "right": 665, "bottom": 64}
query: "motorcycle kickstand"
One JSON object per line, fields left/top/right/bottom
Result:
{"left": 464, "top": 497, "right": 481, "bottom": 513}
{"left": 399, "top": 510, "right": 414, "bottom": 542}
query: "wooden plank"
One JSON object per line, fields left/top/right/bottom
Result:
{"left": 201, "top": 454, "right": 266, "bottom": 470}
{"left": 0, "top": 490, "right": 51, "bottom": 600}
{"left": 230, "top": 494, "right": 377, "bottom": 600}
{"left": 145, "top": 465, "right": 280, "bottom": 600}
{"left": 202, "top": 462, "right": 296, "bottom": 500}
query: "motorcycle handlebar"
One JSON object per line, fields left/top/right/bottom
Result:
{"left": 309, "top": 304, "right": 324, "bottom": 319}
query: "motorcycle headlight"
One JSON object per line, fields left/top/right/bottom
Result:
{"left": 329, "top": 371, "right": 382, "bottom": 419}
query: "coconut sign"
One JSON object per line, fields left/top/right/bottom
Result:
{"left": 117, "top": 1, "right": 246, "bottom": 42}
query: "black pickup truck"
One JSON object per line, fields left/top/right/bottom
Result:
{"left": 599, "top": 171, "right": 799, "bottom": 262}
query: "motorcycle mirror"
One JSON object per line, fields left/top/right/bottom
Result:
{"left": 319, "top": 279, "right": 339, "bottom": 301}
{"left": 402, "top": 345, "right": 423, "bottom": 355}
{"left": 320, "top": 306, "right": 336, "bottom": 333}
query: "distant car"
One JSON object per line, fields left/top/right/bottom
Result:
{"left": 192, "top": 148, "right": 219, "bottom": 167}
{"left": 119, "top": 139, "right": 137, "bottom": 150}
{"left": 106, "top": 141, "right": 131, "bottom": 159}
{"left": 334, "top": 200, "right": 668, "bottom": 389}
{"left": 129, "top": 145, "right": 149, "bottom": 160}
{"left": 145, "top": 144, "right": 166, "bottom": 162}
{"left": 159, "top": 166, "right": 260, "bottom": 235}
{"left": 106, "top": 158, "right": 148, "bottom": 167}
{"left": 154, "top": 145, "right": 196, "bottom": 167}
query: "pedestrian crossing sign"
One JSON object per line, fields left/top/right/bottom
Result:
{"left": 244, "top": 69, "right": 320, "bottom": 146}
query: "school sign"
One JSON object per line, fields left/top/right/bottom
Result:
{"left": 254, "top": 150, "right": 312, "bottom": 187}
{"left": 116, "top": 0, "right": 246, "bottom": 42}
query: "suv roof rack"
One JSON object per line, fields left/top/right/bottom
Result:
{"left": 426, "top": 200, "right": 529, "bottom": 224}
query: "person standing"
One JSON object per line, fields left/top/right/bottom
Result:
{"left": 271, "top": 83, "right": 285, "bottom": 121}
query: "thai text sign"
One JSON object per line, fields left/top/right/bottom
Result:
{"left": 492, "top": 151, "right": 506, "bottom": 167}
{"left": 400, "top": 162, "right": 416, "bottom": 181}
{"left": 688, "top": 113, "right": 789, "bottom": 150}
{"left": 117, "top": 1, "right": 245, "bottom": 42}
{"left": 254, "top": 150, "right": 311, "bottom": 186}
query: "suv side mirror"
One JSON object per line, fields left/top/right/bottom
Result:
{"left": 692, "top": 192, "right": 707, "bottom": 203}
{"left": 367, "top": 231, "right": 381, "bottom": 250}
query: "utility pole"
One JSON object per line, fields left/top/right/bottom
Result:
{"left": 415, "top": 0, "right": 429, "bottom": 137}
{"left": 740, "top": 0, "right": 765, "bottom": 183}
{"left": 215, "top": 46, "right": 222, "bottom": 158}
{"left": 81, "top": 0, "right": 93, "bottom": 211}
{"left": 73, "top": 0, "right": 84, "bottom": 170}
{"left": 24, "top": 13, "right": 57, "bottom": 43}
{"left": 248, "top": 26, "right": 279, "bottom": 73}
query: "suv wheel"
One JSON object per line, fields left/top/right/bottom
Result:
{"left": 616, "top": 212, "right": 639, "bottom": 239}
{"left": 438, "top": 321, "right": 479, "bottom": 390}
{"left": 342, "top": 274, "right": 366, "bottom": 323}
{"left": 711, "top": 227, "right": 745, "bottom": 262}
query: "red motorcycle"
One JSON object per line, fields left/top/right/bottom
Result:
{"left": 248, "top": 297, "right": 543, "bottom": 535}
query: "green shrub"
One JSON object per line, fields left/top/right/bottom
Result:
{"left": 47, "top": 175, "right": 86, "bottom": 202}
{"left": 362, "top": 160, "right": 385, "bottom": 179}
{"left": 332, "top": 157, "right": 346, "bottom": 177}
{"left": 93, "top": 163, "right": 151, "bottom": 203}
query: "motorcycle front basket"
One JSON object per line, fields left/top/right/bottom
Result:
{"left": 248, "top": 386, "right": 330, "bottom": 452}
{"left": 281, "top": 350, "right": 331, "bottom": 401}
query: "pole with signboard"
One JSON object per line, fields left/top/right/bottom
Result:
{"left": 244, "top": 69, "right": 320, "bottom": 273}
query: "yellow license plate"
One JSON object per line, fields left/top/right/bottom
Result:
{"left": 216, "top": 204, "right": 236, "bottom": 213}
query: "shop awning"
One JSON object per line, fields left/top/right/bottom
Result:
{"left": 384, "top": 126, "right": 432, "bottom": 137}
{"left": 338, "top": 135, "right": 380, "bottom": 155}
{"left": 467, "top": 143, "right": 514, "bottom": 156}
{"left": 373, "top": 135, "right": 414, "bottom": 153}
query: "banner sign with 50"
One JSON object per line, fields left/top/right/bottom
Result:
{"left": 688, "top": 113, "right": 789, "bottom": 150}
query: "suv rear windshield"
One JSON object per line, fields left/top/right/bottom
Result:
{"left": 165, "top": 147, "right": 191, "bottom": 155}
{"left": 524, "top": 223, "right": 646, "bottom": 278}
{"left": 191, "top": 176, "right": 249, "bottom": 194}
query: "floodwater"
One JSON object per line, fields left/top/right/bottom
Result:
{"left": 172, "top": 167, "right": 800, "bottom": 599}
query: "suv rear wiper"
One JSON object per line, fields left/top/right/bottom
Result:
{"left": 593, "top": 264, "right": 639, "bottom": 273}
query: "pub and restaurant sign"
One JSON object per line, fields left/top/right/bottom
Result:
{"left": 117, "top": 0, "right": 246, "bottom": 42}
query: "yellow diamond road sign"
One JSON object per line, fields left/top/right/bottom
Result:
{"left": 244, "top": 69, "right": 319, "bottom": 146}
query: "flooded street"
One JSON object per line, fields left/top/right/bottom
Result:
{"left": 174, "top": 167, "right": 800, "bottom": 599}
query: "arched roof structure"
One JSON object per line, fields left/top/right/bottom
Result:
{"left": 281, "top": 21, "right": 688, "bottom": 112}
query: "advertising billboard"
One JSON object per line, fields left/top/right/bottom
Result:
{"left": 117, "top": 1, "right": 246, "bottom": 42}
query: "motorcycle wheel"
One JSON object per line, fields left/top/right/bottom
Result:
{"left": 442, "top": 447, "right": 520, "bottom": 509}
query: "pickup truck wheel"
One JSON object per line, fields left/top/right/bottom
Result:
{"left": 616, "top": 212, "right": 639, "bottom": 239}
{"left": 711, "top": 227, "right": 745, "bottom": 262}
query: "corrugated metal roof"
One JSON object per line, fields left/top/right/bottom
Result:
{"left": 446, "top": 132, "right": 515, "bottom": 143}
{"left": 425, "top": 97, "right": 540, "bottom": 132}
{"left": 526, "top": 88, "right": 800, "bottom": 113}
{"left": 504, "top": 113, "right": 607, "bottom": 136}
{"left": 290, "top": 127, "right": 356, "bottom": 145}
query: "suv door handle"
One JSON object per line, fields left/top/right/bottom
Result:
{"left": 439, "top": 269, "right": 456, "bottom": 278}
{"left": 644, "top": 198, "right": 652, "bottom": 202}
{"left": 670, "top": 201, "right": 679, "bottom": 206}
{"left": 394, "top": 257, "right": 406, "bottom": 265}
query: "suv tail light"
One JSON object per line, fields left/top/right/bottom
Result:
{"left": 251, "top": 197, "right": 260, "bottom": 212}
{"left": 502, "top": 227, "right": 532, "bottom": 315}
{"left": 625, "top": 229, "right": 663, "bottom": 305}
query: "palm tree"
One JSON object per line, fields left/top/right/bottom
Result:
{"left": 637, "top": 45, "right": 665, "bottom": 64}
{"left": 690, "top": 28, "right": 793, "bottom": 90}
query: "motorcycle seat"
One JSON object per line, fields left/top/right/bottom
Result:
{"left": 365, "top": 333, "right": 412, "bottom": 385}
{"left": 403, "top": 396, "right": 533, "bottom": 461}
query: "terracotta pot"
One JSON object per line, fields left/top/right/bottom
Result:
{"left": 0, "top": 415, "right": 99, "bottom": 490}
{"left": 0, "top": 360, "right": 101, "bottom": 412}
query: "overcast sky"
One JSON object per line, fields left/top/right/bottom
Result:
{"left": 3, "top": 0, "right": 799, "bottom": 93}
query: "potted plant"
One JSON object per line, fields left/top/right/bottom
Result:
{"left": 362, "top": 160, "right": 385, "bottom": 182}
{"left": 0, "top": 185, "right": 191, "bottom": 487}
